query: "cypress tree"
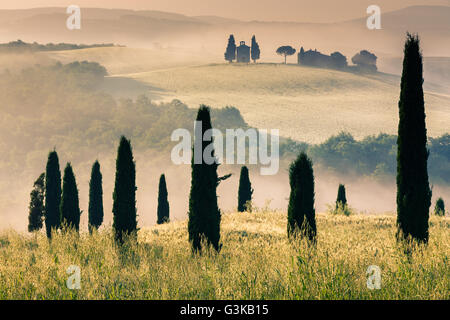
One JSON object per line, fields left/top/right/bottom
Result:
{"left": 113, "top": 136, "right": 137, "bottom": 244}
{"left": 396, "top": 33, "right": 432, "bottom": 244}
{"left": 28, "top": 173, "right": 45, "bottom": 232}
{"left": 238, "top": 166, "right": 253, "bottom": 212}
{"left": 44, "top": 150, "right": 61, "bottom": 238}
{"left": 434, "top": 198, "right": 445, "bottom": 217}
{"left": 157, "top": 174, "right": 170, "bottom": 224}
{"left": 251, "top": 35, "right": 260, "bottom": 63}
{"left": 88, "top": 160, "right": 103, "bottom": 233}
{"left": 224, "top": 34, "right": 236, "bottom": 63}
{"left": 287, "top": 152, "right": 316, "bottom": 242}
{"left": 188, "top": 105, "right": 222, "bottom": 253}
{"left": 336, "top": 184, "right": 347, "bottom": 209}
{"left": 60, "top": 163, "right": 81, "bottom": 232}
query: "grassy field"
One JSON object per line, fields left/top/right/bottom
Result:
{"left": 43, "top": 46, "right": 220, "bottom": 75}
{"left": 0, "top": 211, "right": 448, "bottom": 299}
{"left": 124, "top": 63, "right": 450, "bottom": 143}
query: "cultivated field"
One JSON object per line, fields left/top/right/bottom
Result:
{"left": 124, "top": 63, "right": 450, "bottom": 143}
{"left": 0, "top": 211, "right": 448, "bottom": 299}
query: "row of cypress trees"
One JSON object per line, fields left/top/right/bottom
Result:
{"left": 28, "top": 151, "right": 105, "bottom": 238}
{"left": 28, "top": 136, "right": 170, "bottom": 243}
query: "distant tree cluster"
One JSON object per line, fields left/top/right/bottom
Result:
{"left": 296, "top": 46, "right": 377, "bottom": 72}
{"left": 298, "top": 47, "right": 347, "bottom": 69}
{"left": 0, "top": 39, "right": 119, "bottom": 53}
{"left": 279, "top": 132, "right": 449, "bottom": 185}
{"left": 351, "top": 50, "right": 378, "bottom": 72}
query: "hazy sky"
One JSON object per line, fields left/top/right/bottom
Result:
{"left": 2, "top": 0, "right": 450, "bottom": 22}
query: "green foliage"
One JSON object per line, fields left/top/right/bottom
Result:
{"left": 396, "top": 33, "right": 432, "bottom": 244}
{"left": 351, "top": 50, "right": 378, "bottom": 72}
{"left": 60, "top": 163, "right": 81, "bottom": 232}
{"left": 28, "top": 173, "right": 45, "bottom": 232}
{"left": 224, "top": 35, "right": 236, "bottom": 63}
{"left": 428, "top": 134, "right": 450, "bottom": 185}
{"left": 44, "top": 151, "right": 61, "bottom": 238}
{"left": 238, "top": 166, "right": 253, "bottom": 212}
{"left": 287, "top": 152, "right": 316, "bottom": 242}
{"left": 434, "top": 198, "right": 445, "bottom": 216}
{"left": 251, "top": 35, "right": 260, "bottom": 63}
{"left": 188, "top": 106, "right": 222, "bottom": 253}
{"left": 281, "top": 132, "right": 449, "bottom": 184}
{"left": 157, "top": 174, "right": 170, "bottom": 224}
{"left": 112, "top": 136, "right": 137, "bottom": 244}
{"left": 336, "top": 184, "right": 347, "bottom": 209}
{"left": 327, "top": 202, "right": 354, "bottom": 216}
{"left": 88, "top": 160, "right": 103, "bottom": 232}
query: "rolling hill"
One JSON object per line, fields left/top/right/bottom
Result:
{"left": 112, "top": 63, "right": 450, "bottom": 144}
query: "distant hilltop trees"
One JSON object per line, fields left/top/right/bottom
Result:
{"left": 0, "top": 39, "right": 121, "bottom": 53}
{"left": 298, "top": 47, "right": 347, "bottom": 69}
{"left": 225, "top": 34, "right": 260, "bottom": 63}
{"left": 224, "top": 35, "right": 377, "bottom": 72}
{"left": 276, "top": 46, "right": 296, "bottom": 64}
{"left": 298, "top": 46, "right": 377, "bottom": 73}
{"left": 351, "top": 50, "right": 378, "bottom": 72}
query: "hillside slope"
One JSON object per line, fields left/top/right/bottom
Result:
{"left": 122, "top": 63, "right": 450, "bottom": 143}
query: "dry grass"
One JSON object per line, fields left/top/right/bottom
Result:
{"left": 126, "top": 63, "right": 450, "bottom": 143}
{"left": 43, "top": 47, "right": 220, "bottom": 75}
{"left": 0, "top": 211, "right": 448, "bottom": 300}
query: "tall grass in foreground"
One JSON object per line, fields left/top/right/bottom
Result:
{"left": 0, "top": 211, "right": 448, "bottom": 299}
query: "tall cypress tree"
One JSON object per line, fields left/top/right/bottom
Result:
{"left": 287, "top": 152, "right": 316, "bottom": 242}
{"left": 88, "top": 160, "right": 103, "bottom": 233}
{"left": 396, "top": 33, "right": 431, "bottom": 244}
{"left": 28, "top": 172, "right": 45, "bottom": 232}
{"left": 238, "top": 166, "right": 253, "bottom": 212}
{"left": 188, "top": 105, "right": 222, "bottom": 253}
{"left": 44, "top": 150, "right": 61, "bottom": 238}
{"left": 157, "top": 174, "right": 170, "bottom": 224}
{"left": 251, "top": 35, "right": 260, "bottom": 63}
{"left": 336, "top": 184, "right": 347, "bottom": 208}
{"left": 224, "top": 34, "right": 236, "bottom": 63}
{"left": 60, "top": 163, "right": 81, "bottom": 232}
{"left": 113, "top": 136, "right": 137, "bottom": 244}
